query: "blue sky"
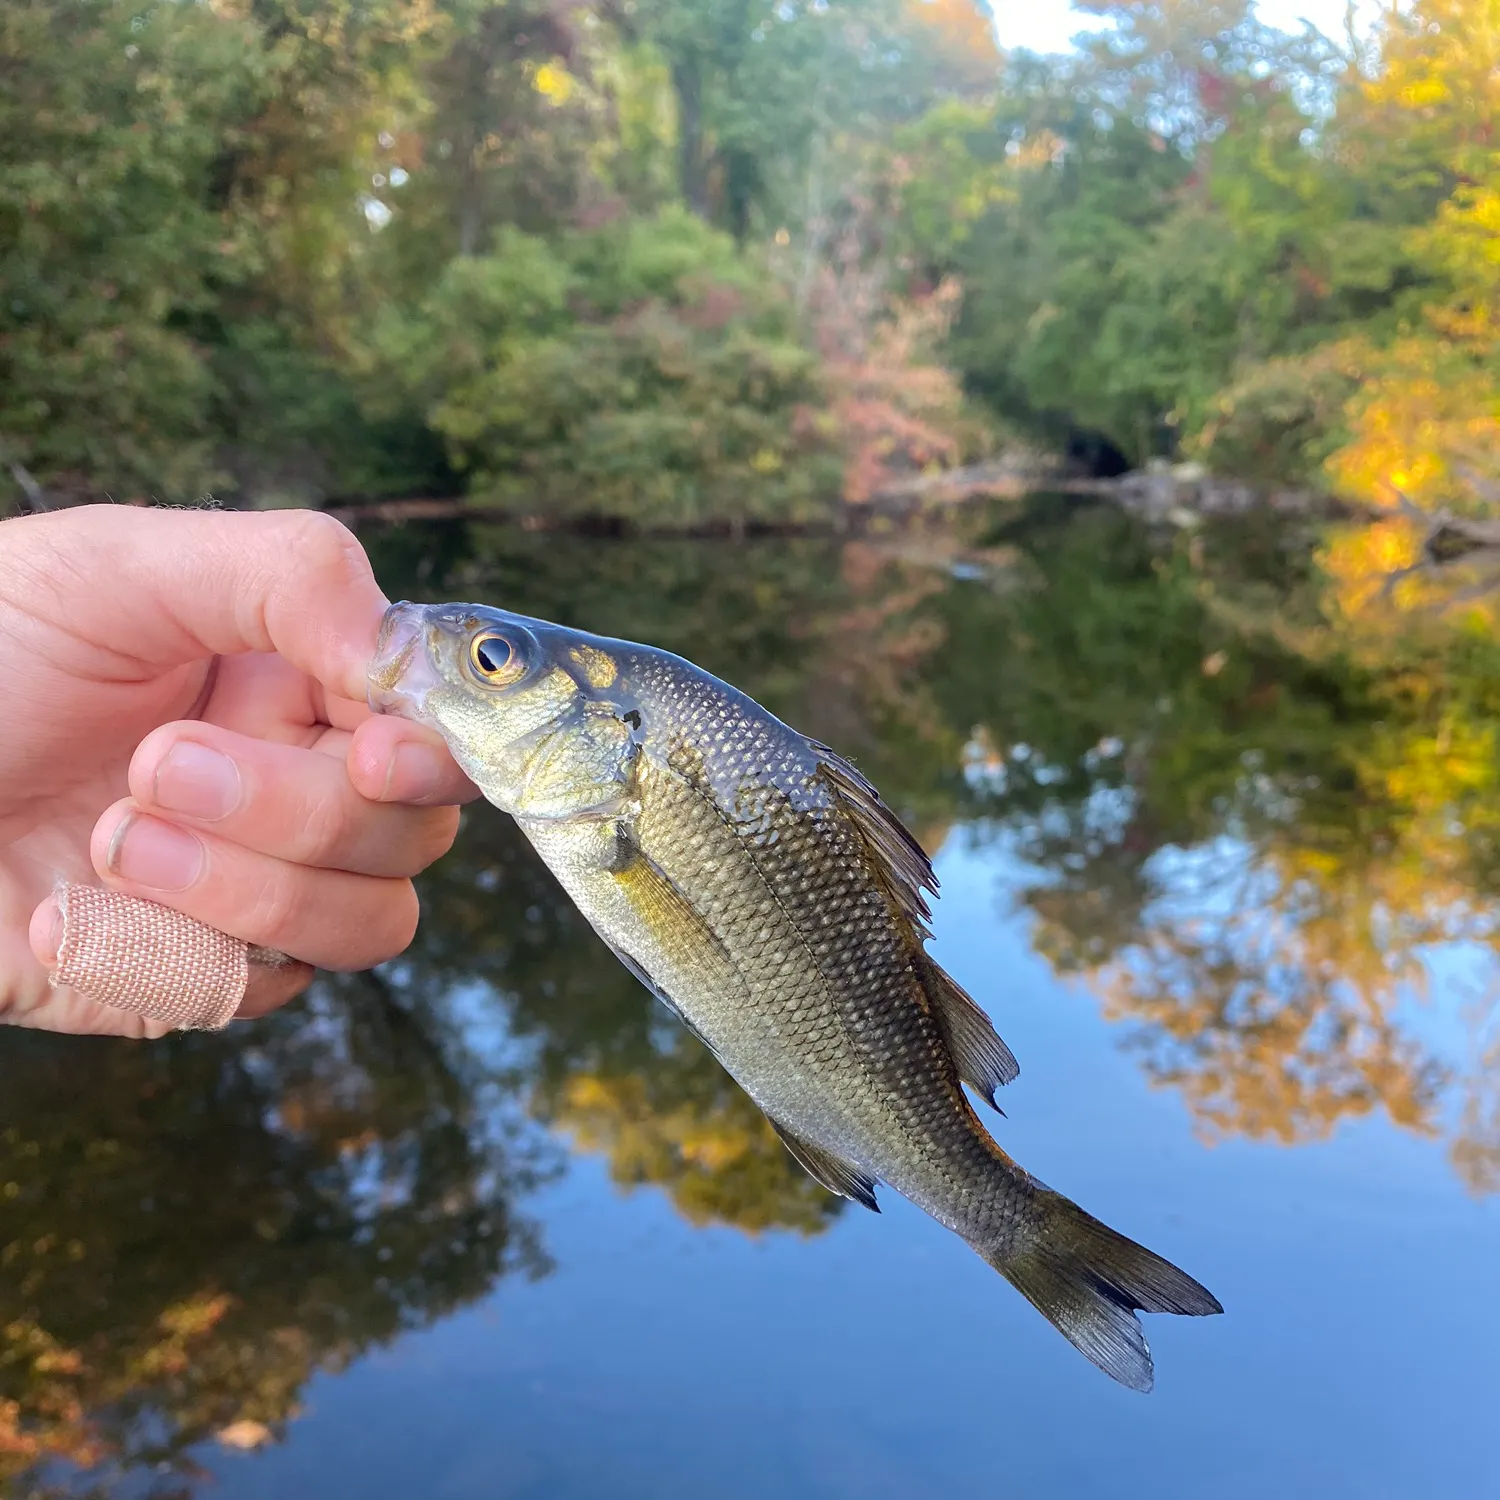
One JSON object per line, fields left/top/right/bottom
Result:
{"left": 993, "top": 0, "right": 1382, "bottom": 57}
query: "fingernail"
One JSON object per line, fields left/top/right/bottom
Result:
{"left": 388, "top": 743, "right": 448, "bottom": 803}
{"left": 153, "top": 742, "right": 242, "bottom": 821}
{"left": 30, "top": 896, "right": 63, "bottom": 968}
{"left": 106, "top": 812, "right": 205, "bottom": 891}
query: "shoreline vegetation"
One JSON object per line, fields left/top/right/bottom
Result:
{"left": 3, "top": 0, "right": 1497, "bottom": 543}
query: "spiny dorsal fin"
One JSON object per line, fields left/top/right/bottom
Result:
{"left": 916, "top": 953, "right": 1020, "bottom": 1105}
{"left": 766, "top": 1115, "right": 880, "bottom": 1212}
{"left": 813, "top": 742, "right": 937, "bottom": 935}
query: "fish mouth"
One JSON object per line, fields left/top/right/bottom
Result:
{"left": 367, "top": 601, "right": 441, "bottom": 723}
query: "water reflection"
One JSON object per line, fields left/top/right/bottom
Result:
{"left": 4, "top": 499, "right": 1499, "bottom": 1494}
{"left": 943, "top": 502, "right": 1500, "bottom": 1190}
{"left": 373, "top": 503, "right": 1500, "bottom": 1190}
{"left": 0, "top": 989, "right": 550, "bottom": 1497}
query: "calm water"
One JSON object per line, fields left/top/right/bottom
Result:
{"left": 4, "top": 499, "right": 1497, "bottom": 1498}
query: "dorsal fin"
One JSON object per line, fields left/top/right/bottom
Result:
{"left": 813, "top": 742, "right": 937, "bottom": 935}
{"left": 816, "top": 742, "right": 1020, "bottom": 1102}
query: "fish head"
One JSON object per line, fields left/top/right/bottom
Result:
{"left": 368, "top": 601, "right": 639, "bottom": 820}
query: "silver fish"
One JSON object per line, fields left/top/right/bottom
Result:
{"left": 370, "top": 600, "right": 1222, "bottom": 1389}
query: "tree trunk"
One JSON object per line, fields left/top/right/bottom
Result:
{"left": 671, "top": 55, "right": 709, "bottom": 218}
{"left": 458, "top": 148, "right": 484, "bottom": 256}
{"left": 724, "top": 149, "right": 756, "bottom": 244}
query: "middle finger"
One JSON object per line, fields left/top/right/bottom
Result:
{"left": 128, "top": 723, "right": 460, "bottom": 878}
{"left": 89, "top": 800, "right": 419, "bottom": 970}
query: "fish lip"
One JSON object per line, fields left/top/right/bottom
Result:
{"left": 367, "top": 601, "right": 440, "bottom": 722}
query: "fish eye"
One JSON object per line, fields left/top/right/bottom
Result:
{"left": 469, "top": 631, "right": 518, "bottom": 683}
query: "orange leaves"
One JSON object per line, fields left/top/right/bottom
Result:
{"left": 807, "top": 221, "right": 990, "bottom": 503}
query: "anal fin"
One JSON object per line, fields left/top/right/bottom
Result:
{"left": 767, "top": 1116, "right": 879, "bottom": 1212}
{"left": 917, "top": 954, "right": 1019, "bottom": 1108}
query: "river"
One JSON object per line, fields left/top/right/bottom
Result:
{"left": 3, "top": 496, "right": 1495, "bottom": 1498}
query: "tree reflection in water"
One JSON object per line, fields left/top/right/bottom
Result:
{"left": 0, "top": 984, "right": 552, "bottom": 1497}
{"left": 373, "top": 505, "right": 1500, "bottom": 1199}
{"left": 938, "top": 499, "right": 1500, "bottom": 1193}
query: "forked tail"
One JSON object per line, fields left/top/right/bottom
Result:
{"left": 980, "top": 1186, "right": 1222, "bottom": 1392}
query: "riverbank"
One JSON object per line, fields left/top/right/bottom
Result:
{"left": 324, "top": 455, "right": 1352, "bottom": 535}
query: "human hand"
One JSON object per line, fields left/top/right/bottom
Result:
{"left": 0, "top": 505, "right": 477, "bottom": 1036}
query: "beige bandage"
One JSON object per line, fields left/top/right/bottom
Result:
{"left": 51, "top": 882, "right": 249, "bottom": 1031}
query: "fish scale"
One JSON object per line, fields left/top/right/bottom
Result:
{"left": 369, "top": 599, "right": 1224, "bottom": 1391}
{"left": 646, "top": 728, "right": 981, "bottom": 1184}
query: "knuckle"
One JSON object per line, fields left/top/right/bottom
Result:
{"left": 294, "top": 790, "right": 354, "bottom": 867}
{"left": 245, "top": 872, "right": 303, "bottom": 949}
{"left": 281, "top": 510, "right": 370, "bottom": 588}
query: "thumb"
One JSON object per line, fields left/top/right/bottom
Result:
{"left": 1, "top": 506, "right": 386, "bottom": 705}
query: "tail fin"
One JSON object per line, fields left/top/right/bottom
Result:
{"left": 982, "top": 1188, "right": 1222, "bottom": 1393}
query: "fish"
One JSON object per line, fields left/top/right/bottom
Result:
{"left": 369, "top": 600, "right": 1222, "bottom": 1390}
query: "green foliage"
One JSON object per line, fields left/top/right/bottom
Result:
{"left": 2, "top": 0, "right": 1000, "bottom": 517}
{"left": 0, "top": 0, "right": 447, "bottom": 505}
{"left": 12, "top": 0, "right": 1499, "bottom": 510}
{"left": 1187, "top": 347, "right": 1362, "bottom": 486}
{"left": 0, "top": 0, "right": 252, "bottom": 498}
{"left": 374, "top": 210, "right": 842, "bottom": 524}
{"left": 889, "top": 99, "right": 1011, "bottom": 270}
{"left": 949, "top": 87, "right": 1192, "bottom": 459}
{"left": 928, "top": 0, "right": 1494, "bottom": 488}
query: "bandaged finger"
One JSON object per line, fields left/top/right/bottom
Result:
{"left": 48, "top": 882, "right": 252, "bottom": 1031}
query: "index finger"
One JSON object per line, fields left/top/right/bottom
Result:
{"left": 3, "top": 506, "right": 385, "bottom": 705}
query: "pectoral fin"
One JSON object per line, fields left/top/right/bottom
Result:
{"left": 917, "top": 954, "right": 1019, "bottom": 1108}
{"left": 766, "top": 1116, "right": 879, "bottom": 1212}
{"left": 601, "top": 825, "right": 739, "bottom": 1055}
{"left": 607, "top": 824, "right": 738, "bottom": 987}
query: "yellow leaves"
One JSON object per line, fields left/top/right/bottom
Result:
{"left": 157, "top": 1291, "right": 234, "bottom": 1340}
{"left": 1009, "top": 128, "right": 1066, "bottom": 173}
{"left": 1398, "top": 77, "right": 1449, "bottom": 109}
{"left": 1376, "top": 720, "right": 1495, "bottom": 809}
{"left": 531, "top": 61, "right": 574, "bottom": 106}
{"left": 1319, "top": 517, "right": 1425, "bottom": 617}
{"left": 1450, "top": 185, "right": 1500, "bottom": 239}
{"left": 132, "top": 1293, "right": 237, "bottom": 1380}
{"left": 559, "top": 1072, "right": 764, "bottom": 1181}
{"left": 1325, "top": 340, "right": 1500, "bottom": 514}
{"left": 31, "top": 1348, "right": 84, "bottom": 1377}
{"left": 1324, "top": 4, "right": 1500, "bottom": 517}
